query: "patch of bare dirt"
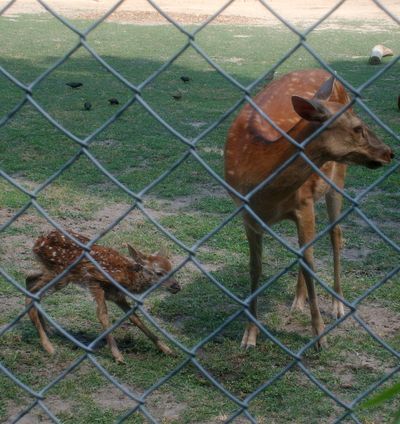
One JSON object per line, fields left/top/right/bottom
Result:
{"left": 91, "top": 385, "right": 139, "bottom": 411}
{"left": 2, "top": 0, "right": 399, "bottom": 29}
{"left": 272, "top": 297, "right": 399, "bottom": 394}
{"left": 0, "top": 296, "right": 25, "bottom": 333}
{"left": 319, "top": 348, "right": 397, "bottom": 392}
{"left": 274, "top": 296, "right": 400, "bottom": 340}
{"left": 342, "top": 246, "right": 374, "bottom": 261}
{"left": 93, "top": 202, "right": 139, "bottom": 225}
{"left": 0, "top": 295, "right": 24, "bottom": 311}
{"left": 91, "top": 384, "right": 187, "bottom": 421}
{"left": 80, "top": 10, "right": 269, "bottom": 26}
{"left": 203, "top": 413, "right": 251, "bottom": 424}
{"left": 357, "top": 302, "right": 400, "bottom": 339}
{"left": 148, "top": 391, "right": 187, "bottom": 422}
{"left": 1, "top": 233, "right": 38, "bottom": 274}
{"left": 6, "top": 396, "right": 73, "bottom": 424}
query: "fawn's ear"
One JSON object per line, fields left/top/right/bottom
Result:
{"left": 127, "top": 244, "right": 145, "bottom": 265}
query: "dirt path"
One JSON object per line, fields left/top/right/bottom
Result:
{"left": 2, "top": 0, "right": 399, "bottom": 26}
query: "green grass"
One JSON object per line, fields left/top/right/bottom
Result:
{"left": 0, "top": 13, "right": 399, "bottom": 424}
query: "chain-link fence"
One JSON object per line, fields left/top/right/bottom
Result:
{"left": 0, "top": 0, "right": 399, "bottom": 422}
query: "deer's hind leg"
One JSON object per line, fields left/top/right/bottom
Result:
{"left": 241, "top": 222, "right": 263, "bottom": 349}
{"left": 25, "top": 272, "right": 56, "bottom": 355}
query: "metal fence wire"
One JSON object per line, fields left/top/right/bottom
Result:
{"left": 0, "top": 0, "right": 399, "bottom": 422}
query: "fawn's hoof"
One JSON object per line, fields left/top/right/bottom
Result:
{"left": 111, "top": 348, "right": 125, "bottom": 364}
{"left": 157, "top": 341, "right": 175, "bottom": 356}
{"left": 115, "top": 356, "right": 125, "bottom": 364}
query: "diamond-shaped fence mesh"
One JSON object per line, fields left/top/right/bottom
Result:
{"left": 0, "top": 0, "right": 399, "bottom": 422}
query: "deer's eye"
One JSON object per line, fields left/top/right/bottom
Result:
{"left": 353, "top": 126, "right": 363, "bottom": 134}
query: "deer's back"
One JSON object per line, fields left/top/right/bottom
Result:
{"left": 33, "top": 231, "right": 146, "bottom": 291}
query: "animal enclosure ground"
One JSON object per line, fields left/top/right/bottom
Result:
{"left": 0, "top": 3, "right": 400, "bottom": 424}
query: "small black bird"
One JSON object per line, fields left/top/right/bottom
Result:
{"left": 108, "top": 98, "right": 119, "bottom": 105}
{"left": 84, "top": 101, "right": 92, "bottom": 110}
{"left": 66, "top": 82, "right": 83, "bottom": 88}
{"left": 180, "top": 76, "right": 190, "bottom": 83}
{"left": 172, "top": 91, "right": 182, "bottom": 100}
{"left": 398, "top": 95, "right": 400, "bottom": 110}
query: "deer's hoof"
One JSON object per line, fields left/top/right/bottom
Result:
{"left": 43, "top": 342, "right": 55, "bottom": 355}
{"left": 240, "top": 324, "right": 259, "bottom": 349}
{"left": 332, "top": 300, "right": 345, "bottom": 319}
{"left": 290, "top": 296, "right": 307, "bottom": 313}
{"left": 314, "top": 336, "right": 328, "bottom": 351}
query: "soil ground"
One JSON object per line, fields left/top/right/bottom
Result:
{"left": 2, "top": 0, "right": 399, "bottom": 26}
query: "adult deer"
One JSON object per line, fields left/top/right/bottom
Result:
{"left": 224, "top": 69, "right": 394, "bottom": 349}
{"left": 26, "top": 230, "right": 180, "bottom": 362}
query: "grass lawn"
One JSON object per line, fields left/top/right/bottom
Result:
{"left": 0, "top": 12, "right": 399, "bottom": 424}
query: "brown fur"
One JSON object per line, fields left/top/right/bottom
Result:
{"left": 224, "top": 69, "right": 393, "bottom": 349}
{"left": 26, "top": 230, "right": 180, "bottom": 362}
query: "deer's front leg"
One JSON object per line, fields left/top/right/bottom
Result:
{"left": 295, "top": 202, "right": 326, "bottom": 350}
{"left": 91, "top": 287, "right": 124, "bottom": 363}
{"left": 326, "top": 188, "right": 345, "bottom": 319}
{"left": 242, "top": 224, "right": 262, "bottom": 349}
{"left": 291, "top": 268, "right": 308, "bottom": 313}
{"left": 114, "top": 297, "right": 174, "bottom": 356}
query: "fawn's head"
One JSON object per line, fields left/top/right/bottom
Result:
{"left": 291, "top": 76, "right": 394, "bottom": 169}
{"left": 127, "top": 245, "right": 180, "bottom": 293}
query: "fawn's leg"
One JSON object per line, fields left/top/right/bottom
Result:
{"left": 25, "top": 272, "right": 55, "bottom": 355}
{"left": 114, "top": 297, "right": 174, "bottom": 355}
{"left": 90, "top": 286, "right": 124, "bottom": 363}
{"left": 326, "top": 188, "right": 345, "bottom": 318}
{"left": 241, "top": 223, "right": 263, "bottom": 349}
{"left": 294, "top": 201, "right": 326, "bottom": 350}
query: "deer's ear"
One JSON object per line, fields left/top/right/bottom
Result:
{"left": 314, "top": 75, "right": 335, "bottom": 100}
{"left": 127, "top": 244, "right": 145, "bottom": 265}
{"left": 291, "top": 96, "right": 330, "bottom": 123}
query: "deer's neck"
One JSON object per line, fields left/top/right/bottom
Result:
{"left": 249, "top": 122, "right": 329, "bottom": 205}
{"left": 273, "top": 123, "right": 327, "bottom": 191}
{"left": 124, "top": 269, "right": 154, "bottom": 293}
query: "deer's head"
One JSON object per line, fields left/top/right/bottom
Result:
{"left": 291, "top": 76, "right": 394, "bottom": 169}
{"left": 127, "top": 245, "right": 181, "bottom": 294}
